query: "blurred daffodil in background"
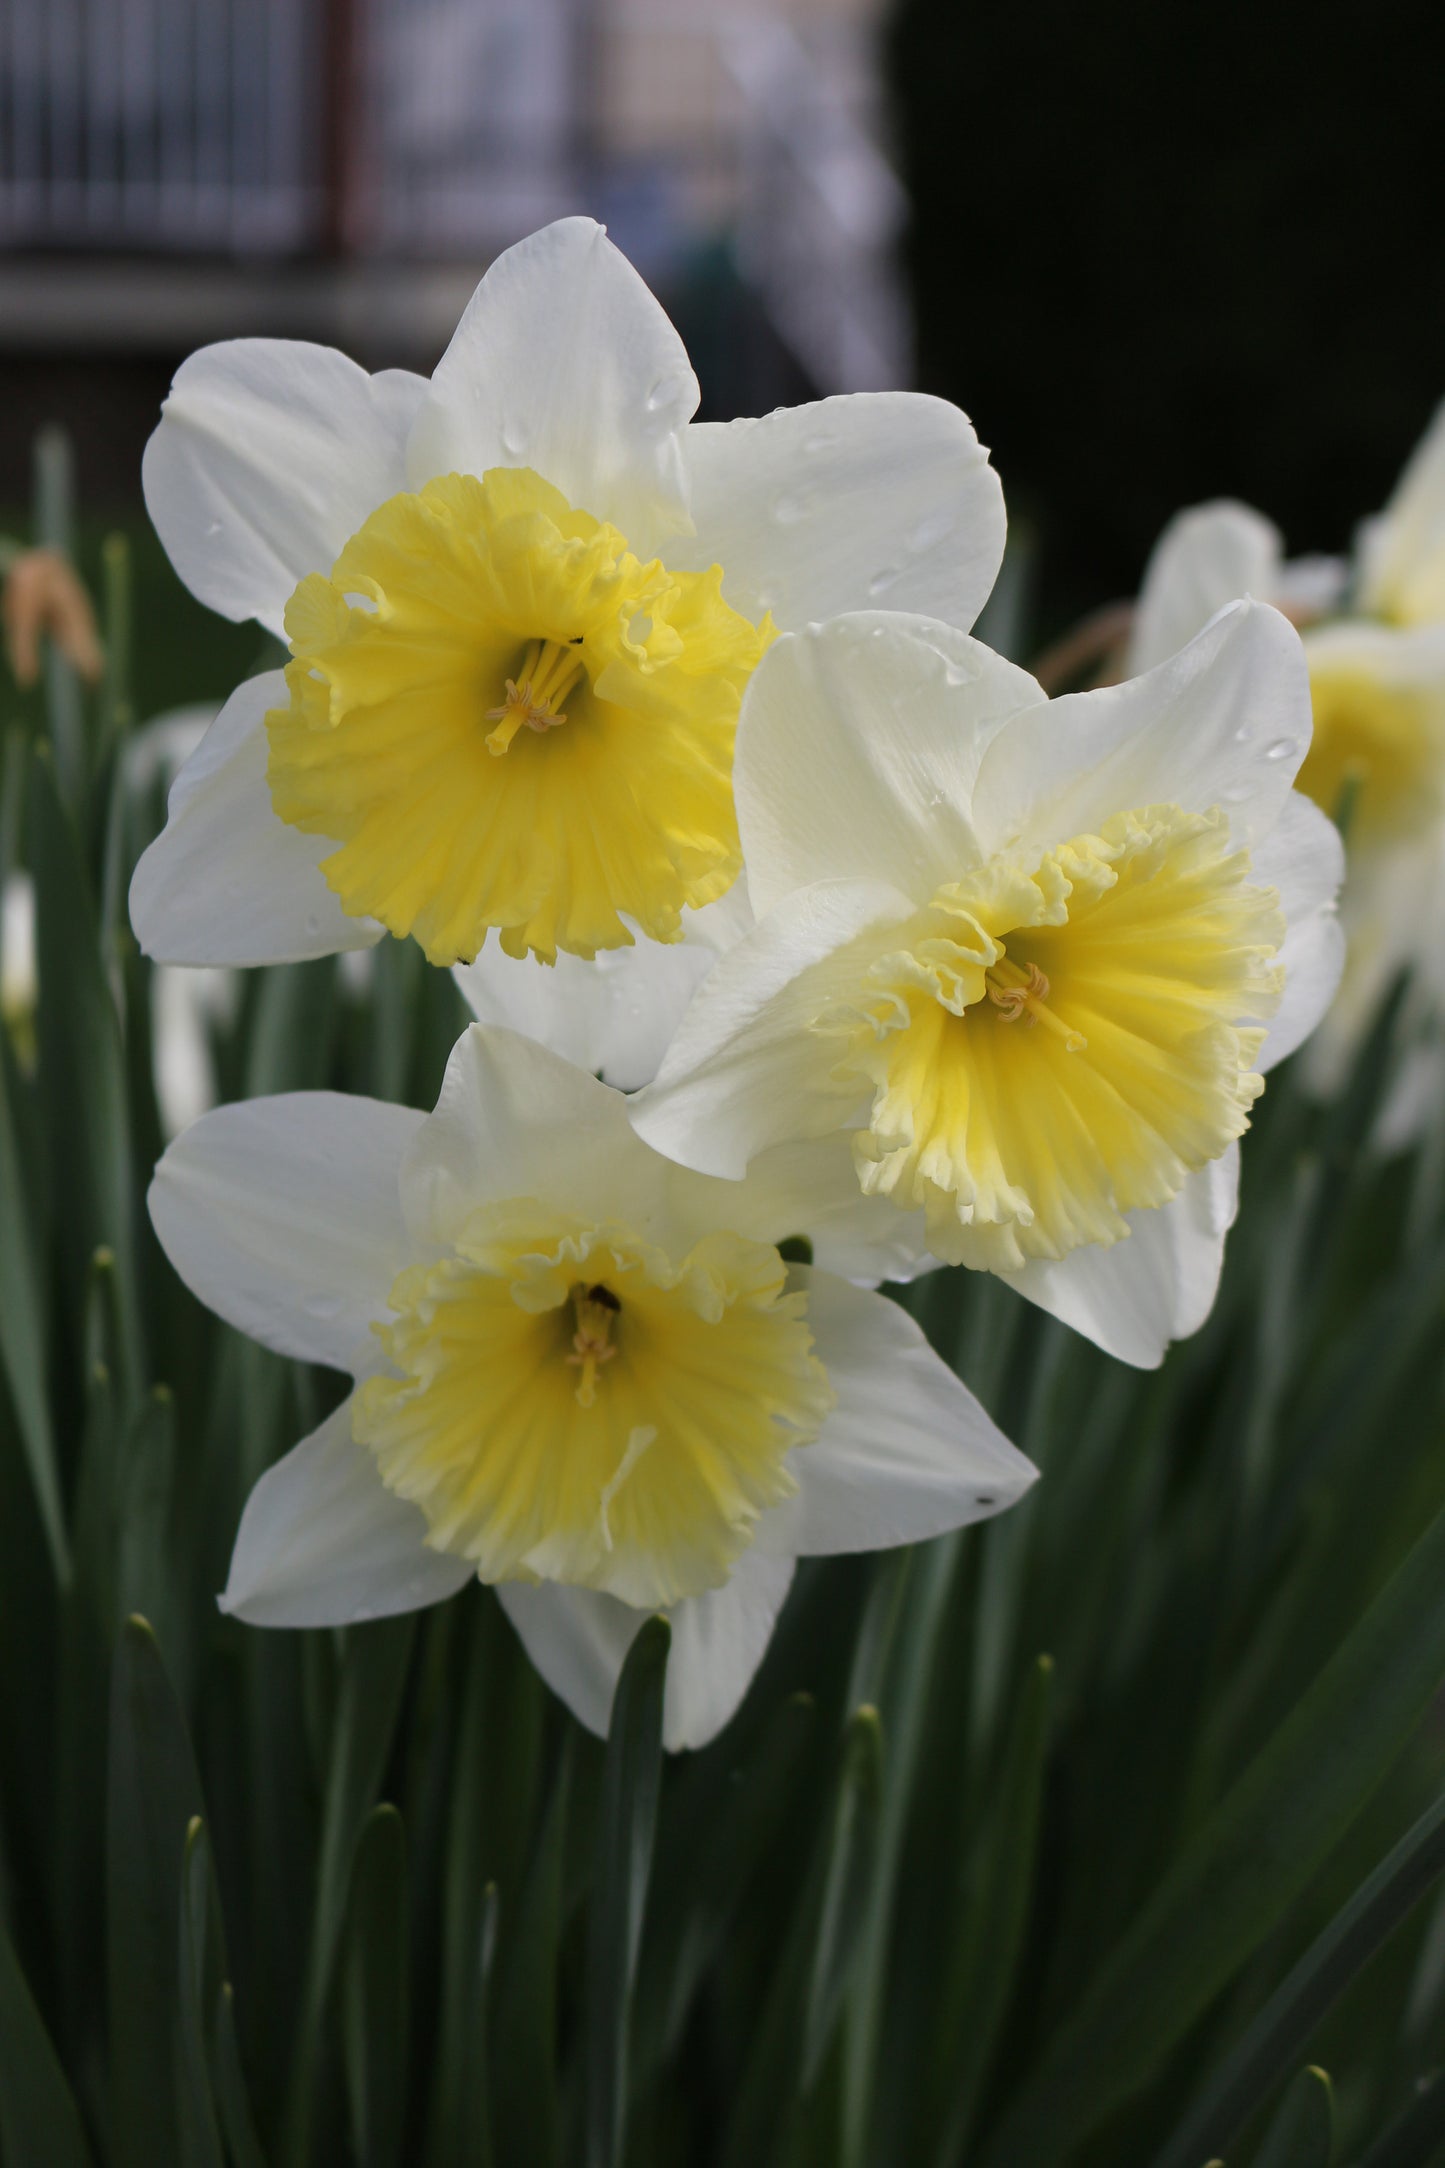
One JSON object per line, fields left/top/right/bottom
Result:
{"left": 1132, "top": 401, "right": 1445, "bottom": 1142}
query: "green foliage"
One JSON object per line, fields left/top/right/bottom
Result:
{"left": 3, "top": 441, "right": 1445, "bottom": 2166}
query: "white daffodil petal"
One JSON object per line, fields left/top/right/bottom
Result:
{"left": 407, "top": 217, "right": 698, "bottom": 544}
{"left": 496, "top": 1546, "right": 795, "bottom": 1751}
{"left": 974, "top": 600, "right": 1312, "bottom": 860}
{"left": 1249, "top": 793, "right": 1346, "bottom": 1071}
{"left": 401, "top": 1023, "right": 670, "bottom": 1252}
{"left": 143, "top": 342, "right": 425, "bottom": 637}
{"left": 686, "top": 1133, "right": 932, "bottom": 1287}
{"left": 453, "top": 932, "right": 718, "bottom": 1093}
{"left": 1302, "top": 826, "right": 1445, "bottom": 1094}
{"left": 128, "top": 672, "right": 385, "bottom": 966}
{"left": 149, "top": 1092, "right": 421, "bottom": 1373}
{"left": 1261, "top": 913, "right": 1346, "bottom": 1077}
{"left": 661, "top": 1551, "right": 796, "bottom": 1752}
{"left": 634, "top": 881, "right": 914, "bottom": 1180}
{"left": 673, "top": 392, "right": 1005, "bottom": 633}
{"left": 1009, "top": 1148, "right": 1241, "bottom": 1368}
{"left": 755, "top": 1271, "right": 1036, "bottom": 1557}
{"left": 221, "top": 1397, "right": 474, "bottom": 1628}
{"left": 735, "top": 615, "right": 1043, "bottom": 917}
{"left": 1129, "top": 501, "right": 1283, "bottom": 675}
{"left": 1358, "top": 396, "right": 1445, "bottom": 623}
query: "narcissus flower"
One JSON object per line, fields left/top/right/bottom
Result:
{"left": 632, "top": 604, "right": 1344, "bottom": 1368}
{"left": 1131, "top": 418, "right": 1445, "bottom": 1122}
{"left": 1356, "top": 396, "right": 1445, "bottom": 628}
{"left": 130, "top": 216, "right": 1004, "bottom": 972}
{"left": 149, "top": 1025, "right": 1034, "bottom": 1748}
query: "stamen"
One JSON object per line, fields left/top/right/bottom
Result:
{"left": 986, "top": 957, "right": 1087, "bottom": 1052}
{"left": 485, "top": 637, "right": 587, "bottom": 756}
{"left": 565, "top": 1282, "right": 620, "bottom": 1407}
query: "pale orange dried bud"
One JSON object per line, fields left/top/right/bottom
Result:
{"left": 2, "top": 547, "right": 104, "bottom": 687}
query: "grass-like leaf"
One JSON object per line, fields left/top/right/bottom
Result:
{"left": 0, "top": 1915, "right": 95, "bottom": 2168}
{"left": 586, "top": 1615, "right": 670, "bottom": 2168}
{"left": 981, "top": 1485, "right": 1445, "bottom": 2163}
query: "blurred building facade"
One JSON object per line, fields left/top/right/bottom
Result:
{"left": 0, "top": 0, "right": 909, "bottom": 401}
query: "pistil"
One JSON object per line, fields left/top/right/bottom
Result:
{"left": 985, "top": 957, "right": 1087, "bottom": 1052}
{"left": 485, "top": 638, "right": 587, "bottom": 755}
{"left": 566, "top": 1283, "right": 620, "bottom": 1407}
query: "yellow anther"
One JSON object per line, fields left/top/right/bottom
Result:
{"left": 566, "top": 1284, "right": 620, "bottom": 1408}
{"left": 986, "top": 958, "right": 1087, "bottom": 1052}
{"left": 484, "top": 638, "right": 587, "bottom": 756}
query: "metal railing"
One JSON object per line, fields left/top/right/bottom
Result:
{"left": 0, "top": 2, "right": 909, "bottom": 391}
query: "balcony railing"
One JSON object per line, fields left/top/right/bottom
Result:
{"left": 0, "top": 3, "right": 908, "bottom": 391}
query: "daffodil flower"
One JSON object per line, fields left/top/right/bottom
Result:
{"left": 149, "top": 1024, "right": 1034, "bottom": 1748}
{"left": 1131, "top": 411, "right": 1445, "bottom": 1122}
{"left": 1356, "top": 396, "right": 1445, "bottom": 627}
{"left": 631, "top": 603, "right": 1344, "bottom": 1369}
{"left": 130, "top": 216, "right": 1004, "bottom": 976}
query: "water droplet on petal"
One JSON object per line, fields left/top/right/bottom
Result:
{"left": 772, "top": 492, "right": 808, "bottom": 525}
{"left": 802, "top": 429, "right": 839, "bottom": 454}
{"left": 868, "top": 566, "right": 903, "bottom": 599}
{"left": 1233, "top": 725, "right": 1252, "bottom": 743}
{"left": 646, "top": 376, "right": 680, "bottom": 414}
{"left": 304, "top": 913, "right": 321, "bottom": 937}
{"left": 1265, "top": 737, "right": 1296, "bottom": 761}
{"left": 500, "top": 420, "right": 529, "bottom": 460}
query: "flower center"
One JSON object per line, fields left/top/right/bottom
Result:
{"left": 565, "top": 1281, "right": 620, "bottom": 1407}
{"left": 352, "top": 1207, "right": 832, "bottom": 1608}
{"left": 484, "top": 637, "right": 587, "bottom": 754}
{"left": 827, "top": 804, "right": 1284, "bottom": 1273}
{"left": 265, "top": 467, "right": 771, "bottom": 966}
{"left": 984, "top": 956, "right": 1087, "bottom": 1051}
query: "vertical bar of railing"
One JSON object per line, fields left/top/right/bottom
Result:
{"left": 44, "top": 0, "right": 78, "bottom": 231}
{"left": 84, "top": 0, "right": 114, "bottom": 240}
{"left": 229, "top": 0, "right": 251, "bottom": 247}
{"left": 156, "top": 0, "right": 188, "bottom": 241}
{"left": 269, "top": 0, "right": 303, "bottom": 247}
{"left": 321, "top": 0, "right": 357, "bottom": 252}
{"left": 0, "top": 0, "right": 12, "bottom": 234}
{"left": 118, "top": 0, "right": 151, "bottom": 229}
{"left": 195, "top": 0, "right": 224, "bottom": 233}
{"left": 9, "top": 0, "right": 42, "bottom": 232}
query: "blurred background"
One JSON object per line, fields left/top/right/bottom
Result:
{"left": 1, "top": 0, "right": 1442, "bottom": 682}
